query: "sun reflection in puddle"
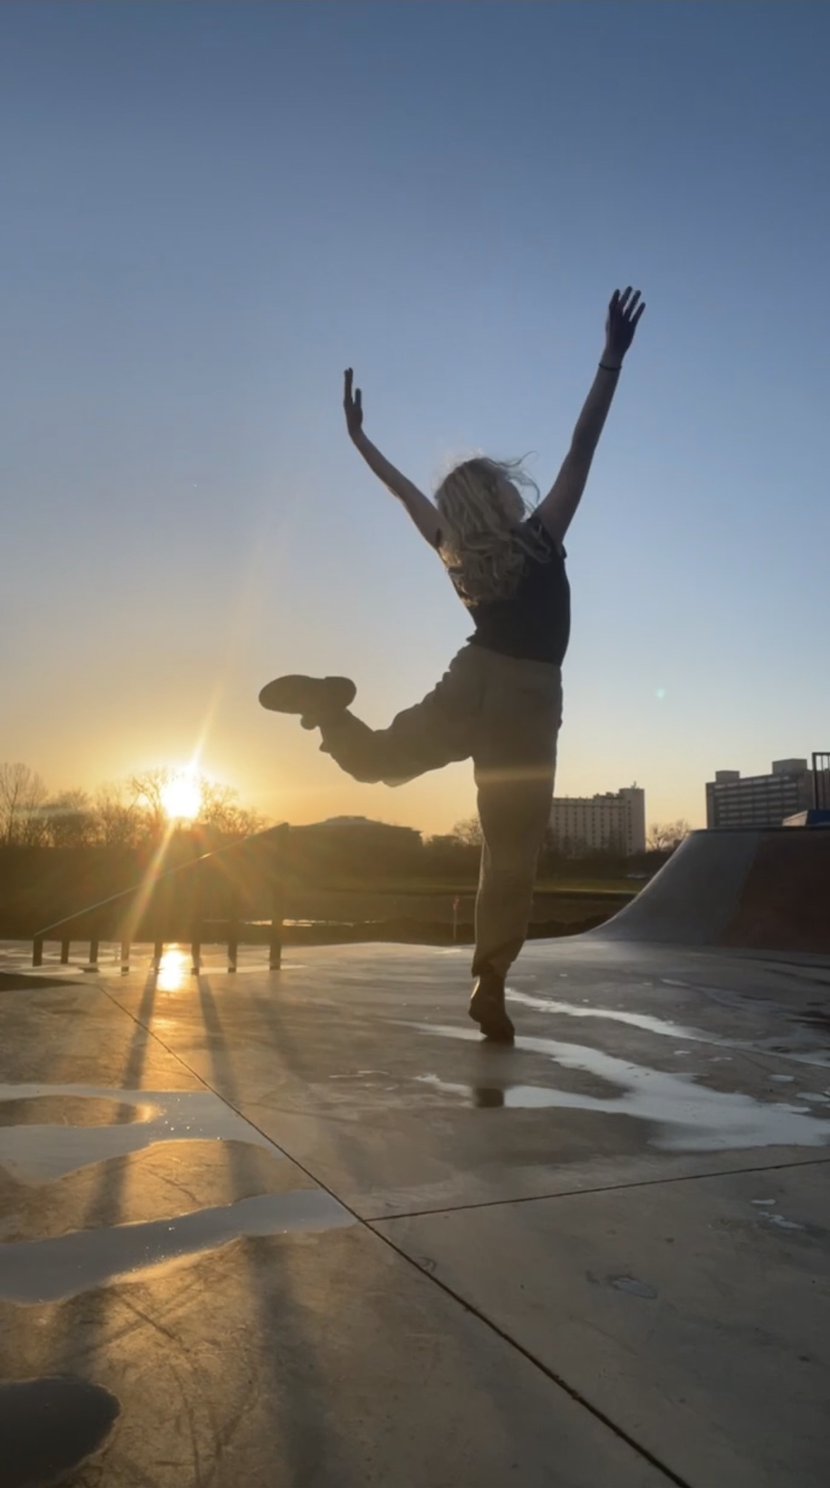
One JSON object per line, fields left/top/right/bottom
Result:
{"left": 155, "top": 946, "right": 190, "bottom": 991}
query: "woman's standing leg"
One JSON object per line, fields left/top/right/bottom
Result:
{"left": 470, "top": 654, "right": 563, "bottom": 1039}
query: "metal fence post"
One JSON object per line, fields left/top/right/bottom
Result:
{"left": 269, "top": 882, "right": 284, "bottom": 970}
{"left": 268, "top": 826, "right": 288, "bottom": 971}
{"left": 227, "top": 890, "right": 240, "bottom": 973}
{"left": 191, "top": 872, "right": 203, "bottom": 976}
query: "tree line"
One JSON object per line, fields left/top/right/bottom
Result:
{"left": 446, "top": 815, "right": 692, "bottom": 857}
{"left": 1, "top": 762, "right": 691, "bottom": 869}
{"left": 0, "top": 762, "right": 265, "bottom": 849}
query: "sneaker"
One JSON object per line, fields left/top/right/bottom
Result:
{"left": 258, "top": 675, "right": 356, "bottom": 728}
{"left": 469, "top": 973, "right": 515, "bottom": 1043}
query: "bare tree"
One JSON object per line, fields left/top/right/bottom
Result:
{"left": 91, "top": 782, "right": 150, "bottom": 848}
{"left": 197, "top": 781, "right": 266, "bottom": 840}
{"left": 128, "top": 767, "right": 172, "bottom": 839}
{"left": 547, "top": 829, "right": 578, "bottom": 859}
{"left": 451, "top": 816, "right": 483, "bottom": 848}
{"left": 43, "top": 789, "right": 96, "bottom": 848}
{"left": 0, "top": 762, "right": 49, "bottom": 845}
{"left": 0, "top": 761, "right": 266, "bottom": 852}
{"left": 647, "top": 819, "right": 692, "bottom": 854}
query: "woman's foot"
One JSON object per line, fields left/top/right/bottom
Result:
{"left": 258, "top": 675, "right": 356, "bottom": 728}
{"left": 469, "top": 972, "right": 515, "bottom": 1043}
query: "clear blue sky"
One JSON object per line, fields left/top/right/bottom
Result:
{"left": 2, "top": 1, "right": 828, "bottom": 834}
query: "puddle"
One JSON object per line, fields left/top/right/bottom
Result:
{"left": 507, "top": 990, "right": 725, "bottom": 1045}
{"left": 417, "top": 1075, "right": 570, "bottom": 1110}
{"left": 611, "top": 1276, "right": 657, "bottom": 1299}
{"left": 408, "top": 1026, "right": 830, "bottom": 1153}
{"left": 0, "top": 1188, "right": 355, "bottom": 1304}
{"left": 0, "top": 1084, "right": 282, "bottom": 1184}
{"left": 505, "top": 990, "right": 830, "bottom": 1068}
{"left": 758, "top": 1213, "right": 804, "bottom": 1232}
{"left": 329, "top": 1070, "right": 392, "bottom": 1081}
{"left": 0, "top": 1096, "right": 142, "bottom": 1128}
{"left": 472, "top": 1087, "right": 507, "bottom": 1108}
{"left": 0, "top": 1377, "right": 120, "bottom": 1487}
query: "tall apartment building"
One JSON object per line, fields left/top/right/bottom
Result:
{"left": 549, "top": 786, "right": 646, "bottom": 856}
{"left": 705, "top": 759, "right": 814, "bottom": 829}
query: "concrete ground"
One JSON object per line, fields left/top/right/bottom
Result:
{"left": 1, "top": 935, "right": 829, "bottom": 1487}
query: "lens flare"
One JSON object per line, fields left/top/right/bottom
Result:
{"left": 160, "top": 771, "right": 202, "bottom": 821}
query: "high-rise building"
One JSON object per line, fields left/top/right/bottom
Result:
{"left": 549, "top": 786, "right": 646, "bottom": 856}
{"left": 705, "top": 760, "right": 813, "bottom": 829}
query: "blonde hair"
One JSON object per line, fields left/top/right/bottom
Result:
{"left": 434, "top": 456, "right": 550, "bottom": 604}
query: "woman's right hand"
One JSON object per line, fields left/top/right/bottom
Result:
{"left": 343, "top": 368, "right": 364, "bottom": 441}
{"left": 603, "top": 288, "right": 645, "bottom": 366}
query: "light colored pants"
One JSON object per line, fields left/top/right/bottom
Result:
{"left": 319, "top": 644, "right": 563, "bottom": 978}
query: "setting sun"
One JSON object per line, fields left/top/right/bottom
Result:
{"left": 160, "top": 770, "right": 202, "bottom": 821}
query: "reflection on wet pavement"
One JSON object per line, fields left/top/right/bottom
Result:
{"left": 155, "top": 945, "right": 190, "bottom": 991}
{"left": 0, "top": 1095, "right": 142, "bottom": 1127}
{"left": 0, "top": 1189, "right": 355, "bottom": 1303}
{"left": 506, "top": 989, "right": 830, "bottom": 1066}
{"left": 0, "top": 1073, "right": 355, "bottom": 1308}
{"left": 410, "top": 1026, "right": 830, "bottom": 1153}
{"left": 507, "top": 990, "right": 705, "bottom": 1043}
{"left": 0, "top": 1083, "right": 282, "bottom": 1183}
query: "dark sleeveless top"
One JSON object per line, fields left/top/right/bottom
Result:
{"left": 438, "top": 515, "right": 570, "bottom": 666}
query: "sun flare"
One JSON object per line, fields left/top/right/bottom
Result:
{"left": 160, "top": 770, "right": 202, "bottom": 821}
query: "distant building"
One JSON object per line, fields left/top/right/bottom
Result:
{"left": 549, "top": 786, "right": 646, "bottom": 856}
{"left": 705, "top": 760, "right": 813, "bottom": 829}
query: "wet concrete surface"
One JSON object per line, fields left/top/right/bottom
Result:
{"left": 0, "top": 937, "right": 829, "bottom": 1485}
{"left": 378, "top": 1162, "right": 830, "bottom": 1488}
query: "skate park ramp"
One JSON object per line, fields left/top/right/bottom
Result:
{"left": 587, "top": 827, "right": 830, "bottom": 954}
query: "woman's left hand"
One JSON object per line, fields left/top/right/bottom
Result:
{"left": 343, "top": 368, "right": 364, "bottom": 442}
{"left": 604, "top": 288, "right": 645, "bottom": 364}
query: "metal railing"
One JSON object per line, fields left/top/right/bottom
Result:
{"left": 812, "top": 752, "right": 830, "bottom": 811}
{"left": 31, "top": 824, "right": 289, "bottom": 975}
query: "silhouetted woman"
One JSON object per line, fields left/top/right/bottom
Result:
{"left": 260, "top": 288, "right": 645, "bottom": 1040}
